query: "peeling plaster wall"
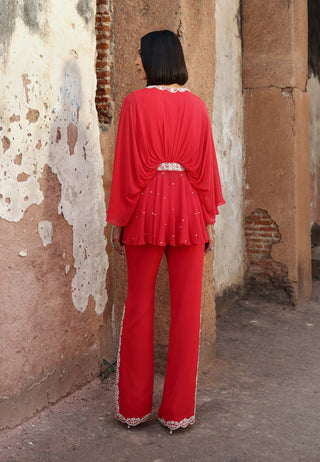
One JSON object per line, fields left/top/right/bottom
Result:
{"left": 212, "top": 0, "right": 245, "bottom": 295}
{"left": 0, "top": 0, "right": 108, "bottom": 314}
{"left": 0, "top": 0, "right": 108, "bottom": 429}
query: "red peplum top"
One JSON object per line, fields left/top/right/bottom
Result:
{"left": 106, "top": 86, "right": 225, "bottom": 246}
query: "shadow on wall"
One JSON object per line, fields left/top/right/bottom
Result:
{"left": 308, "top": 0, "right": 320, "bottom": 80}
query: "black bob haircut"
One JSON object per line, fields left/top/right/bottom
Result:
{"left": 140, "top": 30, "right": 188, "bottom": 86}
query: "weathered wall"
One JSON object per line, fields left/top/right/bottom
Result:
{"left": 106, "top": 0, "right": 217, "bottom": 371}
{"left": 0, "top": 0, "right": 108, "bottom": 429}
{"left": 308, "top": 75, "right": 320, "bottom": 227}
{"left": 242, "top": 0, "right": 311, "bottom": 304}
{"left": 308, "top": 0, "right": 320, "bottom": 228}
{"left": 212, "top": 0, "right": 244, "bottom": 297}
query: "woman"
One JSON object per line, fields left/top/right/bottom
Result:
{"left": 107, "top": 30, "right": 225, "bottom": 433}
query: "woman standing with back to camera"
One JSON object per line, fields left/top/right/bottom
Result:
{"left": 107, "top": 30, "right": 225, "bottom": 433}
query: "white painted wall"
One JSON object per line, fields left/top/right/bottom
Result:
{"left": 308, "top": 74, "right": 320, "bottom": 225}
{"left": 0, "top": 0, "right": 108, "bottom": 313}
{"left": 212, "top": 0, "right": 245, "bottom": 294}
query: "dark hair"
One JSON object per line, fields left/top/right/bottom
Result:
{"left": 140, "top": 30, "right": 188, "bottom": 86}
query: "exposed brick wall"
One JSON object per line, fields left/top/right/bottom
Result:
{"left": 95, "top": 0, "right": 113, "bottom": 126}
{"left": 244, "top": 209, "right": 295, "bottom": 304}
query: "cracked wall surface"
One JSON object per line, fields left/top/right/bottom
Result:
{"left": 0, "top": 0, "right": 109, "bottom": 429}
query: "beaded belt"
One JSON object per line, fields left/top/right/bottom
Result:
{"left": 157, "top": 162, "right": 185, "bottom": 172}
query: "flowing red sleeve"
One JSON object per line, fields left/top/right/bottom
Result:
{"left": 186, "top": 106, "right": 225, "bottom": 224}
{"left": 106, "top": 94, "right": 154, "bottom": 226}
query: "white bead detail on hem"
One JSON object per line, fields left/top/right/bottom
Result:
{"left": 147, "top": 85, "right": 190, "bottom": 93}
{"left": 115, "top": 305, "right": 151, "bottom": 427}
{"left": 158, "top": 415, "right": 196, "bottom": 431}
{"left": 157, "top": 162, "right": 185, "bottom": 172}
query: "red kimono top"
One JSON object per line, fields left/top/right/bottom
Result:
{"left": 106, "top": 86, "right": 225, "bottom": 246}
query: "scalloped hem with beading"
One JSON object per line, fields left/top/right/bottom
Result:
{"left": 158, "top": 415, "right": 196, "bottom": 431}
{"left": 115, "top": 411, "right": 151, "bottom": 427}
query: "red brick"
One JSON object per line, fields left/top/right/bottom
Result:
{"left": 95, "top": 94, "right": 110, "bottom": 102}
{"left": 96, "top": 42, "right": 110, "bottom": 50}
{"left": 96, "top": 89, "right": 109, "bottom": 97}
{"left": 96, "top": 25, "right": 110, "bottom": 34}
{"left": 97, "top": 50, "right": 109, "bottom": 60}
{"left": 96, "top": 13, "right": 110, "bottom": 21}
{"left": 97, "top": 81, "right": 110, "bottom": 89}
{"left": 97, "top": 71, "right": 111, "bottom": 79}
{"left": 95, "top": 98, "right": 109, "bottom": 105}
{"left": 96, "top": 33, "right": 110, "bottom": 42}
{"left": 250, "top": 244, "right": 263, "bottom": 249}
{"left": 96, "top": 61, "right": 108, "bottom": 69}
{"left": 255, "top": 260, "right": 272, "bottom": 267}
{"left": 255, "top": 220, "right": 272, "bottom": 225}
{"left": 259, "top": 226, "right": 278, "bottom": 232}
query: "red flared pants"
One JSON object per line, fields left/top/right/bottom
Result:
{"left": 115, "top": 244, "right": 204, "bottom": 431}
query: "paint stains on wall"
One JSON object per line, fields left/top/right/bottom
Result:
{"left": 1, "top": 136, "right": 10, "bottom": 153}
{"left": 77, "top": 0, "right": 94, "bottom": 26}
{"left": 22, "top": 74, "right": 31, "bottom": 103}
{"left": 0, "top": 1, "right": 17, "bottom": 63}
{"left": 67, "top": 123, "right": 78, "bottom": 155}
{"left": 22, "top": 0, "right": 48, "bottom": 36}
{"left": 26, "top": 108, "right": 40, "bottom": 123}
{"left": 0, "top": 1, "right": 48, "bottom": 65}
{"left": 9, "top": 114, "right": 20, "bottom": 123}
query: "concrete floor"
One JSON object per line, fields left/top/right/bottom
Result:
{"left": 1, "top": 282, "right": 320, "bottom": 462}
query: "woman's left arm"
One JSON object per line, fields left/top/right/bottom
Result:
{"left": 111, "top": 225, "right": 126, "bottom": 258}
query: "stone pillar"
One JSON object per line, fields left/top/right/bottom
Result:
{"left": 242, "top": 0, "right": 312, "bottom": 304}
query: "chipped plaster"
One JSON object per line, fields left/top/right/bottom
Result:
{"left": 38, "top": 220, "right": 53, "bottom": 247}
{"left": 0, "top": 0, "right": 108, "bottom": 314}
{"left": 212, "top": 0, "right": 245, "bottom": 294}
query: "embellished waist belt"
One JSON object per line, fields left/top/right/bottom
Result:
{"left": 157, "top": 162, "right": 185, "bottom": 172}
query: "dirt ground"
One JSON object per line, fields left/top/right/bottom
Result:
{"left": 1, "top": 282, "right": 320, "bottom": 462}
